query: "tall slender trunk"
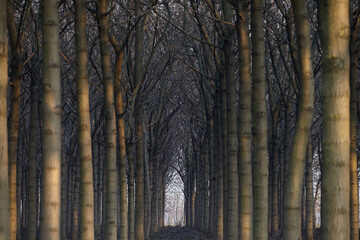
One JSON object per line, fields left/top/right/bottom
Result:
{"left": 283, "top": 0, "right": 314, "bottom": 238}
{"left": 236, "top": 2, "right": 253, "bottom": 239}
{"left": 128, "top": 144, "right": 135, "bottom": 240}
{"left": 270, "top": 107, "right": 279, "bottom": 237}
{"left": 96, "top": 0, "right": 118, "bottom": 238}
{"left": 222, "top": 2, "right": 239, "bottom": 239}
{"left": 28, "top": 78, "right": 39, "bottom": 240}
{"left": 143, "top": 136, "right": 151, "bottom": 239}
{"left": 61, "top": 123, "right": 67, "bottom": 240}
{"left": 319, "top": 0, "right": 350, "bottom": 239}
{"left": 350, "top": 7, "right": 359, "bottom": 239}
{"left": 208, "top": 118, "right": 215, "bottom": 236}
{"left": 220, "top": 73, "right": 227, "bottom": 240}
{"left": 74, "top": 0, "right": 95, "bottom": 238}
{"left": 203, "top": 137, "right": 210, "bottom": 233}
{"left": 134, "top": 1, "right": 145, "bottom": 239}
{"left": 40, "top": 0, "right": 62, "bottom": 238}
{"left": 251, "top": 1, "right": 269, "bottom": 239}
{"left": 0, "top": 0, "right": 10, "bottom": 237}
{"left": 7, "top": 3, "right": 22, "bottom": 239}
{"left": 150, "top": 155, "right": 159, "bottom": 233}
{"left": 215, "top": 85, "right": 223, "bottom": 240}
{"left": 305, "top": 142, "right": 314, "bottom": 240}
{"left": 72, "top": 158, "right": 80, "bottom": 240}
{"left": 114, "top": 48, "right": 128, "bottom": 240}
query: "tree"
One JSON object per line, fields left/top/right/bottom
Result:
{"left": 96, "top": 0, "right": 118, "bottom": 238}
{"left": 40, "top": 0, "right": 62, "bottom": 238}
{"left": 349, "top": 2, "right": 360, "bottom": 239}
{"left": 74, "top": 0, "right": 95, "bottom": 238}
{"left": 282, "top": 0, "right": 314, "bottom": 238}
{"left": 0, "top": 0, "right": 9, "bottom": 238}
{"left": 236, "top": 1, "right": 253, "bottom": 239}
{"left": 319, "top": 0, "right": 351, "bottom": 239}
{"left": 251, "top": 0, "right": 269, "bottom": 239}
{"left": 134, "top": 1, "right": 146, "bottom": 239}
{"left": 7, "top": 2, "right": 24, "bottom": 238}
{"left": 222, "top": 2, "right": 239, "bottom": 240}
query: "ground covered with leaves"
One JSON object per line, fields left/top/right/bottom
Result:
{"left": 150, "top": 227, "right": 210, "bottom": 240}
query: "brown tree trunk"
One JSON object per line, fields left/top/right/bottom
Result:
{"left": 74, "top": 0, "right": 95, "bottom": 237}
{"left": 319, "top": 0, "right": 351, "bottom": 238}
{"left": 39, "top": 0, "right": 62, "bottom": 238}
{"left": 96, "top": 0, "right": 118, "bottom": 238}
{"left": 236, "top": 2, "right": 253, "bottom": 239}
{"left": 0, "top": 0, "right": 10, "bottom": 237}
{"left": 350, "top": 6, "right": 359, "bottom": 239}
{"left": 283, "top": 0, "right": 315, "bottom": 238}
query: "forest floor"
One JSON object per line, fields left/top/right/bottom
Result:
{"left": 150, "top": 227, "right": 210, "bottom": 240}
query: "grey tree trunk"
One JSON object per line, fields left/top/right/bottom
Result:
{"left": 250, "top": 0, "right": 269, "bottom": 239}
{"left": 134, "top": 1, "right": 145, "bottom": 239}
{"left": 128, "top": 145, "right": 135, "bottom": 240}
{"left": 305, "top": 142, "right": 314, "bottom": 240}
{"left": 222, "top": 2, "right": 239, "bottom": 240}
{"left": 40, "top": 0, "right": 62, "bottom": 238}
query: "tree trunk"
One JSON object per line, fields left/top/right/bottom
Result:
{"left": 283, "top": 0, "right": 314, "bottom": 239}
{"left": 7, "top": 3, "right": 22, "bottom": 239}
{"left": 251, "top": 1, "right": 269, "bottom": 238}
{"left": 350, "top": 7, "right": 359, "bottom": 239}
{"left": 114, "top": 48, "right": 128, "bottom": 240}
{"left": 134, "top": 1, "right": 145, "bottom": 239}
{"left": 128, "top": 144, "right": 135, "bottom": 240}
{"left": 236, "top": 2, "right": 253, "bottom": 239}
{"left": 215, "top": 86, "right": 223, "bottom": 240}
{"left": 40, "top": 0, "right": 62, "bottom": 238}
{"left": 96, "top": 0, "right": 118, "bottom": 238}
{"left": 28, "top": 77, "right": 39, "bottom": 240}
{"left": 270, "top": 106, "right": 279, "bottom": 237}
{"left": 222, "top": 2, "right": 239, "bottom": 240}
{"left": 319, "top": 0, "right": 350, "bottom": 239}
{"left": 305, "top": 142, "right": 314, "bottom": 240}
{"left": 0, "top": 0, "right": 9, "bottom": 237}
{"left": 72, "top": 159, "right": 80, "bottom": 240}
{"left": 74, "top": 0, "right": 95, "bottom": 238}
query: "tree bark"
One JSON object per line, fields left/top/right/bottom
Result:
{"left": 114, "top": 48, "right": 129, "bottom": 240}
{"left": 128, "top": 144, "right": 135, "bottom": 240}
{"left": 96, "top": 0, "right": 118, "bottom": 238}
{"left": 236, "top": 2, "right": 253, "bottom": 239}
{"left": 28, "top": 77, "right": 39, "bottom": 240}
{"left": 350, "top": 7, "right": 359, "bottom": 239}
{"left": 222, "top": 2, "right": 239, "bottom": 240}
{"left": 251, "top": 1, "right": 269, "bottom": 238}
{"left": 319, "top": 0, "right": 351, "bottom": 239}
{"left": 7, "top": 3, "right": 22, "bottom": 239}
{"left": 74, "top": 0, "right": 95, "bottom": 238}
{"left": 0, "top": 0, "right": 9, "bottom": 237}
{"left": 283, "top": 0, "right": 314, "bottom": 239}
{"left": 134, "top": 1, "right": 145, "bottom": 239}
{"left": 305, "top": 142, "right": 314, "bottom": 240}
{"left": 40, "top": 0, "right": 62, "bottom": 238}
